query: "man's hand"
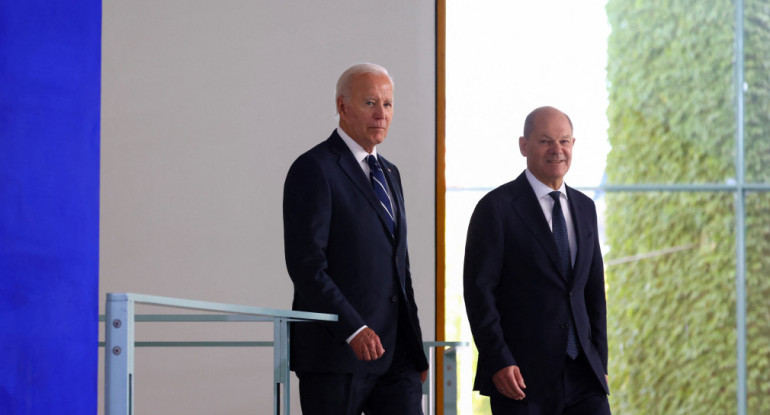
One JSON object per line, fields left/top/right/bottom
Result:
{"left": 349, "top": 327, "right": 385, "bottom": 361}
{"left": 493, "top": 365, "right": 526, "bottom": 400}
{"left": 420, "top": 370, "right": 428, "bottom": 383}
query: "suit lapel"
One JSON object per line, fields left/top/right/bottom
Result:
{"left": 566, "top": 186, "right": 594, "bottom": 284}
{"left": 509, "top": 174, "right": 567, "bottom": 281}
{"left": 328, "top": 132, "right": 396, "bottom": 240}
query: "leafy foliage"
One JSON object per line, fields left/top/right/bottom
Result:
{"left": 605, "top": 0, "right": 770, "bottom": 414}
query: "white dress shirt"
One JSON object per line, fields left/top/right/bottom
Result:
{"left": 337, "top": 127, "right": 395, "bottom": 210}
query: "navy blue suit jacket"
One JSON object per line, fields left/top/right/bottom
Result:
{"left": 463, "top": 171, "right": 609, "bottom": 403}
{"left": 283, "top": 130, "right": 428, "bottom": 375}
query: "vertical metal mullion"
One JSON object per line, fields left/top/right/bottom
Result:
{"left": 734, "top": 0, "right": 747, "bottom": 414}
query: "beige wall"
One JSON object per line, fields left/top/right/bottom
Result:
{"left": 99, "top": 1, "right": 436, "bottom": 413}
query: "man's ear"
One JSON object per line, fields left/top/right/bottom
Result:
{"left": 519, "top": 136, "right": 527, "bottom": 157}
{"left": 336, "top": 96, "right": 346, "bottom": 117}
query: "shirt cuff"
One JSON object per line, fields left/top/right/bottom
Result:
{"left": 346, "top": 325, "right": 367, "bottom": 343}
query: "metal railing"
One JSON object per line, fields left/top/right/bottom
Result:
{"left": 101, "top": 293, "right": 467, "bottom": 415}
{"left": 422, "top": 341, "right": 468, "bottom": 415}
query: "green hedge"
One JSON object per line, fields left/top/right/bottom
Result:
{"left": 605, "top": 1, "right": 770, "bottom": 414}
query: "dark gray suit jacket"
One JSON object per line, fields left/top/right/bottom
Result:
{"left": 283, "top": 130, "right": 428, "bottom": 375}
{"left": 464, "top": 171, "right": 609, "bottom": 403}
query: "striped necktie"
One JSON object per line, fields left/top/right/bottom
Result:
{"left": 550, "top": 190, "right": 579, "bottom": 359}
{"left": 367, "top": 155, "right": 395, "bottom": 234}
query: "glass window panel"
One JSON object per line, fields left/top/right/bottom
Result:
{"left": 604, "top": 1, "right": 735, "bottom": 185}
{"left": 445, "top": 0, "right": 610, "bottom": 190}
{"left": 745, "top": 192, "right": 770, "bottom": 414}
{"left": 604, "top": 192, "right": 736, "bottom": 414}
{"left": 445, "top": 189, "right": 492, "bottom": 414}
{"left": 446, "top": 2, "right": 768, "bottom": 415}
{"left": 743, "top": 0, "right": 770, "bottom": 183}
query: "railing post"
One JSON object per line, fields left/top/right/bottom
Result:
{"left": 443, "top": 347, "right": 458, "bottom": 415}
{"left": 421, "top": 345, "right": 436, "bottom": 415}
{"left": 105, "top": 293, "right": 135, "bottom": 415}
{"left": 274, "top": 318, "right": 290, "bottom": 415}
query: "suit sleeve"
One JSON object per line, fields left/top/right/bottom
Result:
{"left": 463, "top": 194, "right": 517, "bottom": 372}
{"left": 283, "top": 154, "right": 365, "bottom": 341}
{"left": 584, "top": 203, "right": 609, "bottom": 373}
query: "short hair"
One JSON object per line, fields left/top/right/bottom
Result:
{"left": 335, "top": 63, "right": 393, "bottom": 106}
{"left": 522, "top": 106, "right": 573, "bottom": 138}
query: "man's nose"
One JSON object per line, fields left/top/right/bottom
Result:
{"left": 373, "top": 104, "right": 388, "bottom": 118}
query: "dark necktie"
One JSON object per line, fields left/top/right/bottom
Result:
{"left": 550, "top": 191, "right": 579, "bottom": 359}
{"left": 367, "top": 155, "right": 395, "bottom": 234}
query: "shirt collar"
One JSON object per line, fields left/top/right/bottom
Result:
{"left": 337, "top": 126, "right": 377, "bottom": 163}
{"left": 524, "top": 169, "right": 568, "bottom": 200}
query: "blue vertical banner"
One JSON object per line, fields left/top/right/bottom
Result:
{"left": 0, "top": 1, "right": 101, "bottom": 414}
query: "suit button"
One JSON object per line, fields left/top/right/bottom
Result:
{"left": 561, "top": 323, "right": 568, "bottom": 329}
{"left": 390, "top": 295, "right": 398, "bottom": 303}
